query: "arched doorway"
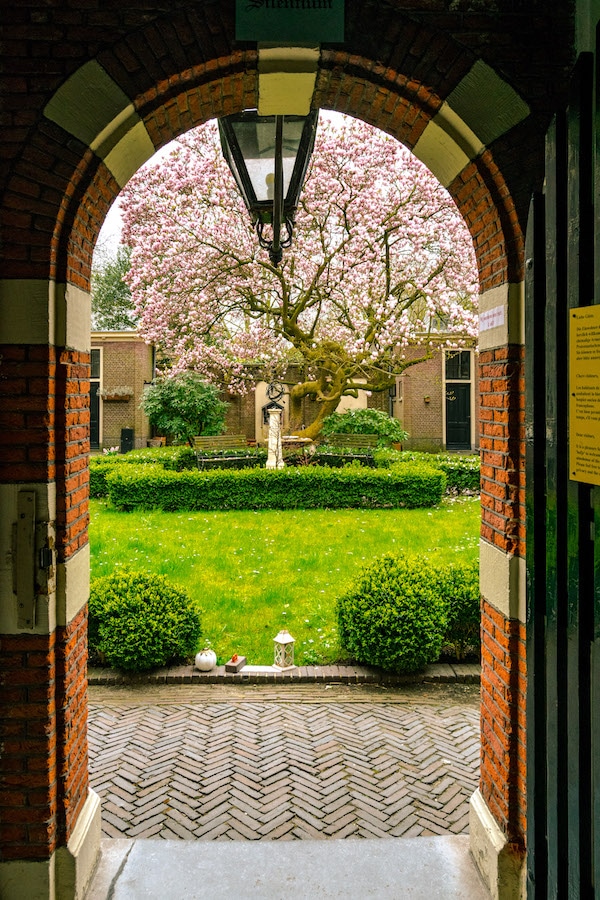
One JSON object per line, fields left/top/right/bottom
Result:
{"left": 0, "top": 6, "right": 584, "bottom": 898}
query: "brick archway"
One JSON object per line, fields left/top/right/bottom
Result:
{"left": 0, "top": 6, "right": 575, "bottom": 899}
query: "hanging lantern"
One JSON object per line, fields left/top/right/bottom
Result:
{"left": 218, "top": 110, "right": 318, "bottom": 266}
{"left": 273, "top": 629, "right": 296, "bottom": 669}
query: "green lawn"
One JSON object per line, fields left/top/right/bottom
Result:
{"left": 89, "top": 497, "right": 480, "bottom": 666}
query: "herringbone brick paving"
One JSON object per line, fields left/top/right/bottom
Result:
{"left": 88, "top": 683, "right": 480, "bottom": 842}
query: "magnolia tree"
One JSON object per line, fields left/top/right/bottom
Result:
{"left": 121, "top": 114, "right": 478, "bottom": 439}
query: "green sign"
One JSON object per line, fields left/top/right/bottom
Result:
{"left": 236, "top": 0, "right": 344, "bottom": 43}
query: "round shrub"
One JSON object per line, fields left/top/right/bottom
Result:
{"left": 336, "top": 554, "right": 448, "bottom": 673}
{"left": 438, "top": 560, "right": 480, "bottom": 660}
{"left": 320, "top": 409, "right": 408, "bottom": 445}
{"left": 89, "top": 570, "right": 202, "bottom": 672}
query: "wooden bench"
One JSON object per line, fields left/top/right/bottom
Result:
{"left": 321, "top": 433, "right": 379, "bottom": 449}
{"left": 193, "top": 434, "right": 249, "bottom": 469}
{"left": 317, "top": 433, "right": 379, "bottom": 468}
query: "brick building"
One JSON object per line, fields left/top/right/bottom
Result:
{"left": 0, "top": 3, "right": 598, "bottom": 899}
{"left": 90, "top": 332, "right": 154, "bottom": 450}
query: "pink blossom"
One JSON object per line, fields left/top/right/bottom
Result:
{"left": 120, "top": 114, "right": 478, "bottom": 425}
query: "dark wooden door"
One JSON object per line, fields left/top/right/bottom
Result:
{"left": 445, "top": 383, "right": 471, "bottom": 450}
{"left": 90, "top": 382, "right": 100, "bottom": 449}
{"left": 525, "top": 49, "right": 599, "bottom": 898}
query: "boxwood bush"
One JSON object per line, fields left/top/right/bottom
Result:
{"left": 88, "top": 570, "right": 202, "bottom": 672}
{"left": 336, "top": 554, "right": 481, "bottom": 672}
{"left": 336, "top": 554, "right": 449, "bottom": 673}
{"left": 105, "top": 463, "right": 446, "bottom": 512}
{"left": 438, "top": 559, "right": 481, "bottom": 660}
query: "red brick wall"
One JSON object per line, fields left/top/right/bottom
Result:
{"left": 55, "top": 350, "right": 90, "bottom": 559}
{"left": 480, "top": 346, "right": 525, "bottom": 557}
{"left": 0, "top": 345, "right": 89, "bottom": 558}
{"left": 400, "top": 353, "right": 444, "bottom": 451}
{"left": 224, "top": 390, "right": 257, "bottom": 441}
{"left": 55, "top": 607, "right": 89, "bottom": 845}
{"left": 478, "top": 340, "right": 527, "bottom": 848}
{"left": 0, "top": 346, "right": 57, "bottom": 485}
{"left": 480, "top": 599, "right": 527, "bottom": 844}
{"left": 0, "top": 341, "right": 90, "bottom": 862}
{"left": 0, "top": 631, "right": 59, "bottom": 860}
{"left": 0, "top": 608, "right": 89, "bottom": 860}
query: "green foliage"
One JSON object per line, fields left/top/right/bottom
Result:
{"left": 374, "top": 448, "right": 480, "bottom": 493}
{"left": 438, "top": 560, "right": 481, "bottom": 660}
{"left": 321, "top": 409, "right": 408, "bottom": 444}
{"left": 196, "top": 447, "right": 267, "bottom": 468}
{"left": 88, "top": 570, "right": 202, "bottom": 672}
{"left": 90, "top": 447, "right": 197, "bottom": 497}
{"left": 141, "top": 372, "right": 228, "bottom": 445}
{"left": 336, "top": 554, "right": 448, "bottom": 673}
{"left": 90, "top": 498, "right": 480, "bottom": 666}
{"left": 89, "top": 456, "right": 129, "bottom": 498}
{"left": 125, "top": 446, "right": 197, "bottom": 470}
{"left": 105, "top": 463, "right": 445, "bottom": 512}
{"left": 310, "top": 448, "right": 376, "bottom": 468}
{"left": 432, "top": 454, "right": 480, "bottom": 493}
{"left": 91, "top": 245, "right": 136, "bottom": 330}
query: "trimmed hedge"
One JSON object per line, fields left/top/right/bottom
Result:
{"left": 105, "top": 463, "right": 446, "bottom": 512}
{"left": 89, "top": 570, "right": 202, "bottom": 672}
{"left": 90, "top": 447, "right": 197, "bottom": 497}
{"left": 126, "top": 446, "right": 196, "bottom": 470}
{"left": 373, "top": 449, "right": 480, "bottom": 493}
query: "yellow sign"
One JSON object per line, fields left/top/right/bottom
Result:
{"left": 569, "top": 304, "right": 600, "bottom": 485}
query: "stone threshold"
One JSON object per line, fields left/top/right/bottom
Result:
{"left": 88, "top": 661, "right": 480, "bottom": 686}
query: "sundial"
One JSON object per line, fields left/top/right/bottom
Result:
{"left": 266, "top": 380, "right": 285, "bottom": 401}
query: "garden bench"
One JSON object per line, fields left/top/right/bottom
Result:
{"left": 321, "top": 433, "right": 379, "bottom": 449}
{"left": 317, "top": 433, "right": 379, "bottom": 467}
{"left": 193, "top": 434, "right": 249, "bottom": 469}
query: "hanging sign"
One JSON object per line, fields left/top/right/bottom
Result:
{"left": 236, "top": 0, "right": 344, "bottom": 43}
{"left": 569, "top": 304, "right": 600, "bottom": 485}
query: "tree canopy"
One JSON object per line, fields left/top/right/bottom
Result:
{"left": 91, "top": 245, "right": 137, "bottom": 331}
{"left": 121, "top": 114, "right": 478, "bottom": 438}
{"left": 141, "top": 372, "right": 228, "bottom": 445}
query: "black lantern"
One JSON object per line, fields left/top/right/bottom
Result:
{"left": 218, "top": 110, "right": 318, "bottom": 266}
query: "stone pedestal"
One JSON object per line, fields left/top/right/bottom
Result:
{"left": 266, "top": 409, "right": 285, "bottom": 469}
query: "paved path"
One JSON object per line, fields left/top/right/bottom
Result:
{"left": 88, "top": 682, "right": 480, "bottom": 842}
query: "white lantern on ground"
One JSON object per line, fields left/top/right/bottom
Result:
{"left": 273, "top": 629, "right": 295, "bottom": 669}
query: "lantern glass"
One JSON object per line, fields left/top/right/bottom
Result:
{"left": 219, "top": 111, "right": 318, "bottom": 224}
{"left": 228, "top": 117, "right": 304, "bottom": 203}
{"left": 273, "top": 629, "right": 295, "bottom": 669}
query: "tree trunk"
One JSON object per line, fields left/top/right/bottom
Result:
{"left": 300, "top": 397, "right": 341, "bottom": 440}
{"left": 288, "top": 390, "right": 305, "bottom": 433}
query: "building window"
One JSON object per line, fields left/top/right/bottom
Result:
{"left": 445, "top": 349, "right": 470, "bottom": 381}
{"left": 91, "top": 348, "right": 101, "bottom": 379}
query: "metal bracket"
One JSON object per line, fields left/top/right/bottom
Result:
{"left": 16, "top": 491, "right": 36, "bottom": 629}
